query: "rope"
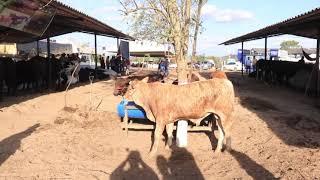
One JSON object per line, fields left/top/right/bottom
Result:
{"left": 64, "top": 63, "right": 80, "bottom": 107}
{"left": 39, "top": 0, "right": 54, "bottom": 10}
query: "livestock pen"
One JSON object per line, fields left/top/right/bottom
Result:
{"left": 0, "top": 0, "right": 134, "bottom": 101}
{"left": 222, "top": 8, "right": 320, "bottom": 97}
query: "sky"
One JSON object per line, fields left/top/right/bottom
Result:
{"left": 54, "top": 0, "right": 320, "bottom": 57}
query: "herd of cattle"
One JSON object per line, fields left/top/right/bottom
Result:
{"left": 255, "top": 59, "right": 315, "bottom": 92}
{"left": 0, "top": 55, "right": 100, "bottom": 101}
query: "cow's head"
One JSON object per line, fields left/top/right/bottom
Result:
{"left": 113, "top": 77, "right": 131, "bottom": 96}
{"left": 124, "top": 77, "right": 149, "bottom": 101}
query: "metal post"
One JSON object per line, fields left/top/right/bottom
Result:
{"left": 47, "top": 38, "right": 51, "bottom": 88}
{"left": 176, "top": 79, "right": 189, "bottom": 147}
{"left": 241, "top": 41, "right": 244, "bottom": 77}
{"left": 316, "top": 37, "right": 320, "bottom": 96}
{"left": 117, "top": 38, "right": 120, "bottom": 50}
{"left": 265, "top": 37, "right": 268, "bottom": 60}
{"left": 36, "top": 40, "right": 40, "bottom": 56}
{"left": 94, "top": 33, "right": 97, "bottom": 70}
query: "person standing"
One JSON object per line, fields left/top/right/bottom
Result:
{"left": 115, "top": 53, "right": 122, "bottom": 73}
{"left": 106, "top": 56, "right": 110, "bottom": 69}
{"left": 100, "top": 55, "right": 105, "bottom": 69}
{"left": 110, "top": 56, "right": 116, "bottom": 71}
{"left": 164, "top": 58, "right": 169, "bottom": 77}
{"left": 252, "top": 56, "right": 257, "bottom": 72}
{"left": 245, "top": 57, "right": 252, "bottom": 74}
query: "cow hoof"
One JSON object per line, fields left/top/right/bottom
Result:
{"left": 214, "top": 149, "right": 223, "bottom": 154}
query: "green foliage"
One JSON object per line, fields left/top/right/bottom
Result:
{"left": 196, "top": 55, "right": 206, "bottom": 62}
{"left": 192, "top": 55, "right": 222, "bottom": 68}
{"left": 280, "top": 40, "right": 301, "bottom": 50}
{"left": 212, "top": 58, "right": 222, "bottom": 69}
{"left": 127, "top": 10, "right": 171, "bottom": 44}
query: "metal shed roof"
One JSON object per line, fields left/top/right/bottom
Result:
{"left": 221, "top": 8, "right": 320, "bottom": 45}
{"left": 0, "top": 0, "right": 135, "bottom": 43}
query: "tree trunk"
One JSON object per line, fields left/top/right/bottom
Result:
{"left": 178, "top": 0, "right": 191, "bottom": 85}
{"left": 176, "top": 45, "right": 188, "bottom": 84}
{"left": 167, "top": 0, "right": 190, "bottom": 85}
{"left": 191, "top": 0, "right": 203, "bottom": 64}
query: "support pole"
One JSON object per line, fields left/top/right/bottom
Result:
{"left": 36, "top": 40, "right": 40, "bottom": 56}
{"left": 241, "top": 41, "right": 244, "bottom": 77}
{"left": 316, "top": 37, "right": 320, "bottom": 96}
{"left": 117, "top": 38, "right": 120, "bottom": 51}
{"left": 264, "top": 37, "right": 268, "bottom": 60}
{"left": 176, "top": 119, "right": 188, "bottom": 147}
{"left": 94, "top": 33, "right": 97, "bottom": 70}
{"left": 176, "top": 76, "right": 189, "bottom": 147}
{"left": 176, "top": 80, "right": 188, "bottom": 147}
{"left": 47, "top": 38, "right": 51, "bottom": 89}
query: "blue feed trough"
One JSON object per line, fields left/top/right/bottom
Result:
{"left": 117, "top": 100, "right": 147, "bottom": 119}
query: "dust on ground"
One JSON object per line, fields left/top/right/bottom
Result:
{"left": 0, "top": 70, "right": 319, "bottom": 179}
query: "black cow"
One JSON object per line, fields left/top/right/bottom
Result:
{"left": 255, "top": 59, "right": 313, "bottom": 87}
{"left": 16, "top": 60, "right": 34, "bottom": 90}
{"left": 28, "top": 56, "right": 48, "bottom": 91}
{"left": 0, "top": 59, "right": 5, "bottom": 100}
{"left": 1, "top": 57, "right": 17, "bottom": 96}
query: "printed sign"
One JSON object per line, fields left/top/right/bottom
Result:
{"left": 0, "top": 0, "right": 55, "bottom": 36}
{"left": 120, "top": 40, "right": 130, "bottom": 60}
{"left": 270, "top": 49, "right": 278, "bottom": 57}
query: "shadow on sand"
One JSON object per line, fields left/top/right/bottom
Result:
{"left": 228, "top": 72, "right": 320, "bottom": 149}
{"left": 110, "top": 151, "right": 159, "bottom": 180}
{"left": 229, "top": 150, "right": 277, "bottom": 180}
{"left": 110, "top": 148, "right": 204, "bottom": 180}
{"left": 0, "top": 124, "right": 40, "bottom": 165}
{"left": 157, "top": 147, "right": 204, "bottom": 180}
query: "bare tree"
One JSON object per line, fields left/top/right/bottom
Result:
{"left": 120, "top": 0, "right": 193, "bottom": 83}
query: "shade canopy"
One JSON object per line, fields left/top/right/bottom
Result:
{"left": 0, "top": 0, "right": 134, "bottom": 43}
{"left": 221, "top": 8, "right": 320, "bottom": 45}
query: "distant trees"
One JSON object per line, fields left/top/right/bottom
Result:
{"left": 280, "top": 40, "right": 301, "bottom": 50}
{"left": 192, "top": 55, "right": 222, "bottom": 68}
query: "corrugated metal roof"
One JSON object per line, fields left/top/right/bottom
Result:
{"left": 221, "top": 7, "right": 320, "bottom": 45}
{"left": 0, "top": 0, "right": 135, "bottom": 43}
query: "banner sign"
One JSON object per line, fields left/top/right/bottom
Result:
{"left": 237, "top": 49, "right": 250, "bottom": 63}
{"left": 120, "top": 40, "right": 130, "bottom": 60}
{"left": 270, "top": 49, "right": 278, "bottom": 57}
{"left": 0, "top": 0, "right": 55, "bottom": 36}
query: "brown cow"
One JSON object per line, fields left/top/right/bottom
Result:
{"left": 188, "top": 71, "right": 207, "bottom": 82}
{"left": 113, "top": 74, "right": 163, "bottom": 96}
{"left": 212, "top": 70, "right": 228, "bottom": 79}
{"left": 114, "top": 71, "right": 206, "bottom": 96}
{"left": 124, "top": 77, "right": 235, "bottom": 156}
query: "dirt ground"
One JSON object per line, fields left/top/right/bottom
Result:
{"left": 0, "top": 70, "right": 319, "bottom": 180}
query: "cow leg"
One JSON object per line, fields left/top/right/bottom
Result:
{"left": 215, "top": 117, "right": 225, "bottom": 153}
{"left": 150, "top": 123, "right": 165, "bottom": 156}
{"left": 165, "top": 123, "right": 174, "bottom": 149}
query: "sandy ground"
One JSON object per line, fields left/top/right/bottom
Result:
{"left": 0, "top": 70, "right": 320, "bottom": 180}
